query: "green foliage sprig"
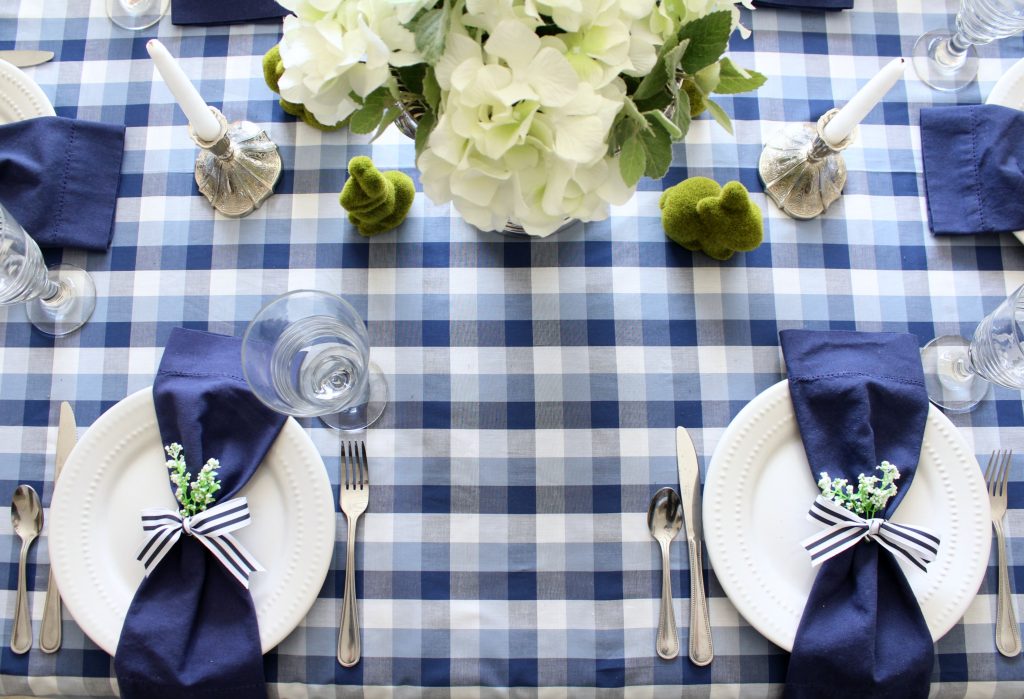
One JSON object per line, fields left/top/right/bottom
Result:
{"left": 165, "top": 443, "right": 222, "bottom": 517}
{"left": 817, "top": 461, "right": 901, "bottom": 520}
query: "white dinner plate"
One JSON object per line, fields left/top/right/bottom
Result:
{"left": 49, "top": 387, "right": 336, "bottom": 655}
{"left": 0, "top": 58, "right": 54, "bottom": 124}
{"left": 703, "top": 380, "right": 990, "bottom": 651}
{"left": 986, "top": 56, "right": 1024, "bottom": 245}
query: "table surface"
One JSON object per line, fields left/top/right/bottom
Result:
{"left": 1, "top": 0, "right": 1023, "bottom": 697}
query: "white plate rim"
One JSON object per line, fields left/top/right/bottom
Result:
{"left": 985, "top": 56, "right": 1024, "bottom": 245}
{"left": 703, "top": 379, "right": 990, "bottom": 651}
{"left": 0, "top": 58, "right": 55, "bottom": 124}
{"left": 49, "top": 386, "right": 336, "bottom": 655}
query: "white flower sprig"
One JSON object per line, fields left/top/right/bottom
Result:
{"left": 164, "top": 443, "right": 222, "bottom": 517}
{"left": 817, "top": 461, "right": 900, "bottom": 520}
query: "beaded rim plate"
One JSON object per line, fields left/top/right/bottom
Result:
{"left": 0, "top": 58, "right": 54, "bottom": 124}
{"left": 986, "top": 56, "right": 1024, "bottom": 245}
{"left": 703, "top": 380, "right": 990, "bottom": 651}
{"left": 49, "top": 387, "right": 336, "bottom": 655}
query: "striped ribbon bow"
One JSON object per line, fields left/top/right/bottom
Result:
{"left": 136, "top": 497, "right": 264, "bottom": 588}
{"left": 800, "top": 495, "right": 940, "bottom": 572}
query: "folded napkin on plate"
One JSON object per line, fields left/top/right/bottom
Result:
{"left": 920, "top": 104, "right": 1024, "bottom": 235}
{"left": 172, "top": 0, "right": 288, "bottom": 25}
{"left": 0, "top": 116, "right": 124, "bottom": 252}
{"left": 779, "top": 329, "right": 932, "bottom": 699}
{"left": 753, "top": 0, "right": 853, "bottom": 10}
{"left": 113, "top": 328, "right": 287, "bottom": 699}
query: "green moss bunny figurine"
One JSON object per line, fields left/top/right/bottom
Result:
{"left": 340, "top": 156, "right": 415, "bottom": 237}
{"left": 659, "top": 177, "right": 763, "bottom": 260}
{"left": 262, "top": 45, "right": 344, "bottom": 131}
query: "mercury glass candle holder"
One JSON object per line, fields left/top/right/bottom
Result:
{"left": 757, "top": 109, "right": 857, "bottom": 220}
{"left": 189, "top": 107, "right": 282, "bottom": 218}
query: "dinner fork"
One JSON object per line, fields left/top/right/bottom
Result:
{"left": 338, "top": 440, "right": 369, "bottom": 667}
{"left": 986, "top": 449, "right": 1021, "bottom": 657}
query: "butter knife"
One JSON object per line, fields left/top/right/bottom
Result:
{"left": 0, "top": 50, "right": 54, "bottom": 68}
{"left": 40, "top": 401, "right": 74, "bottom": 653}
{"left": 676, "top": 426, "right": 713, "bottom": 666}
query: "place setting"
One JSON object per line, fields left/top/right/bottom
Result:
{"left": 2, "top": 0, "right": 1024, "bottom": 697}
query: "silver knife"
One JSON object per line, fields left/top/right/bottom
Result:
{"left": 0, "top": 50, "right": 54, "bottom": 68}
{"left": 676, "top": 426, "right": 713, "bottom": 666}
{"left": 40, "top": 401, "right": 74, "bottom": 653}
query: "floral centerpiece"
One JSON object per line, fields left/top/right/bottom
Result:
{"left": 268, "top": 0, "right": 764, "bottom": 236}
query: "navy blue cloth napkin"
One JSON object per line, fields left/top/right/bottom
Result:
{"left": 921, "top": 104, "right": 1024, "bottom": 235}
{"left": 172, "top": 0, "right": 288, "bottom": 25}
{"left": 753, "top": 0, "right": 853, "bottom": 10}
{"left": 113, "top": 328, "right": 287, "bottom": 699}
{"left": 0, "top": 116, "right": 124, "bottom": 251}
{"left": 779, "top": 329, "right": 932, "bottom": 699}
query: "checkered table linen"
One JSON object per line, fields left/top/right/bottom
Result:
{"left": 1, "top": 0, "right": 1023, "bottom": 696}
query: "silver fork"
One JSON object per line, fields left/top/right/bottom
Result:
{"left": 986, "top": 449, "right": 1021, "bottom": 657}
{"left": 338, "top": 440, "right": 369, "bottom": 667}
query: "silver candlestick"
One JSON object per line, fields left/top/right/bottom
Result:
{"left": 189, "top": 107, "right": 282, "bottom": 218}
{"left": 757, "top": 109, "right": 857, "bottom": 220}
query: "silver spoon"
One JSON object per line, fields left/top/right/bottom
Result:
{"left": 648, "top": 487, "right": 683, "bottom": 660}
{"left": 10, "top": 485, "right": 42, "bottom": 654}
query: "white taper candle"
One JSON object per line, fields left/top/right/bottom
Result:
{"left": 822, "top": 57, "right": 906, "bottom": 147}
{"left": 146, "top": 39, "right": 222, "bottom": 142}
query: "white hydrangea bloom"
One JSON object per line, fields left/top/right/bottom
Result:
{"left": 419, "top": 18, "right": 633, "bottom": 236}
{"left": 275, "top": 0, "right": 425, "bottom": 126}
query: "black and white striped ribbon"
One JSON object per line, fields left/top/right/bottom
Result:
{"left": 800, "top": 495, "right": 940, "bottom": 572}
{"left": 136, "top": 497, "right": 264, "bottom": 588}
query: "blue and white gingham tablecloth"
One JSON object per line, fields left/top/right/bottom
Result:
{"left": 0, "top": 0, "right": 1023, "bottom": 696}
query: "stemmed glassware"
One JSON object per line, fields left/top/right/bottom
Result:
{"left": 106, "top": 0, "right": 169, "bottom": 31}
{"left": 921, "top": 284, "right": 1024, "bottom": 413}
{"left": 0, "top": 204, "right": 96, "bottom": 337}
{"left": 912, "top": 0, "right": 1024, "bottom": 92}
{"left": 242, "top": 290, "right": 388, "bottom": 431}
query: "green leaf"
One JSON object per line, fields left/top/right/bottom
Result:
{"left": 633, "top": 57, "right": 669, "bottom": 102}
{"left": 633, "top": 89, "right": 673, "bottom": 114}
{"left": 646, "top": 109, "right": 683, "bottom": 141}
{"left": 619, "top": 97, "right": 650, "bottom": 131}
{"left": 396, "top": 63, "right": 426, "bottom": 95}
{"left": 705, "top": 98, "right": 733, "bottom": 134}
{"left": 607, "top": 113, "right": 638, "bottom": 156}
{"left": 414, "top": 111, "right": 436, "bottom": 160}
{"left": 714, "top": 57, "right": 768, "bottom": 94}
{"left": 371, "top": 106, "right": 403, "bottom": 141}
{"left": 662, "top": 38, "right": 688, "bottom": 76}
{"left": 672, "top": 88, "right": 692, "bottom": 137}
{"left": 422, "top": 68, "right": 441, "bottom": 112}
{"left": 349, "top": 88, "right": 390, "bottom": 134}
{"left": 640, "top": 115, "right": 673, "bottom": 180}
{"left": 694, "top": 62, "right": 721, "bottom": 94}
{"left": 677, "top": 11, "right": 733, "bottom": 74}
{"left": 415, "top": 6, "right": 450, "bottom": 65}
{"left": 619, "top": 135, "right": 646, "bottom": 187}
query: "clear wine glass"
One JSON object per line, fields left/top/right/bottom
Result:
{"left": 921, "top": 284, "right": 1024, "bottom": 413}
{"left": 912, "top": 0, "right": 1024, "bottom": 92}
{"left": 106, "top": 0, "right": 169, "bottom": 31}
{"left": 0, "top": 203, "right": 96, "bottom": 337}
{"left": 241, "top": 290, "right": 388, "bottom": 431}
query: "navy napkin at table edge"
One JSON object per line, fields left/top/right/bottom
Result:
{"left": 920, "top": 103, "right": 1024, "bottom": 235}
{"left": 778, "top": 329, "right": 933, "bottom": 699}
{"left": 113, "top": 328, "right": 287, "bottom": 699}
{"left": 0, "top": 115, "right": 124, "bottom": 252}
{"left": 171, "top": 0, "right": 288, "bottom": 26}
{"left": 752, "top": 0, "right": 853, "bottom": 10}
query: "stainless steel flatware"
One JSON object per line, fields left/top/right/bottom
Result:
{"left": 648, "top": 487, "right": 682, "bottom": 660}
{"left": 40, "top": 401, "right": 74, "bottom": 653}
{"left": 338, "top": 440, "right": 369, "bottom": 667}
{"left": 0, "top": 50, "right": 54, "bottom": 68}
{"left": 986, "top": 449, "right": 1021, "bottom": 657}
{"left": 676, "top": 426, "right": 714, "bottom": 666}
{"left": 10, "top": 484, "right": 42, "bottom": 654}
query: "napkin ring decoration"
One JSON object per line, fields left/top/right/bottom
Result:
{"left": 800, "top": 462, "right": 939, "bottom": 571}
{"left": 135, "top": 444, "right": 264, "bottom": 588}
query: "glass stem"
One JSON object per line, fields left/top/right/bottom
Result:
{"left": 38, "top": 277, "right": 67, "bottom": 307}
{"left": 934, "top": 32, "right": 972, "bottom": 70}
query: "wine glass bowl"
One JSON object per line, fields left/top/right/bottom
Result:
{"left": 0, "top": 204, "right": 95, "bottom": 337}
{"left": 242, "top": 290, "right": 388, "bottom": 431}
{"left": 912, "top": 0, "right": 1024, "bottom": 92}
{"left": 922, "top": 284, "right": 1024, "bottom": 412}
